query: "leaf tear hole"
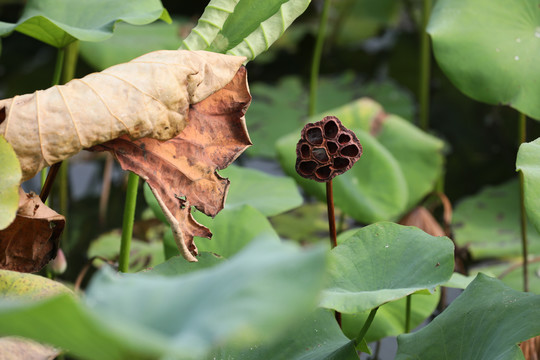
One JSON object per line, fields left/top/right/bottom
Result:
{"left": 334, "top": 157, "right": 349, "bottom": 169}
{"left": 324, "top": 120, "right": 338, "bottom": 138}
{"left": 0, "top": 107, "right": 5, "bottom": 125}
{"left": 315, "top": 165, "right": 332, "bottom": 180}
{"left": 341, "top": 144, "right": 359, "bottom": 157}
{"left": 306, "top": 127, "right": 323, "bottom": 145}
{"left": 298, "top": 161, "right": 317, "bottom": 175}
{"left": 300, "top": 144, "right": 311, "bottom": 158}
{"left": 312, "top": 148, "right": 329, "bottom": 163}
{"left": 338, "top": 134, "right": 350, "bottom": 144}
{"left": 327, "top": 141, "right": 338, "bottom": 154}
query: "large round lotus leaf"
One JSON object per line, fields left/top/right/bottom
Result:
{"left": 342, "top": 291, "right": 440, "bottom": 343}
{"left": 396, "top": 274, "right": 540, "bottom": 360}
{"left": 277, "top": 129, "right": 408, "bottom": 223}
{"left": 428, "top": 0, "right": 540, "bottom": 120}
{"left": 0, "top": 239, "right": 326, "bottom": 360}
{"left": 452, "top": 179, "right": 540, "bottom": 259}
{"left": 209, "top": 309, "right": 358, "bottom": 360}
{"left": 320, "top": 222, "right": 454, "bottom": 313}
{"left": 0, "top": 136, "right": 21, "bottom": 230}
{"left": 517, "top": 138, "right": 540, "bottom": 235}
{"left": 0, "top": 0, "right": 170, "bottom": 48}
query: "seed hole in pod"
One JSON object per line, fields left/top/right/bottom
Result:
{"left": 298, "top": 161, "right": 317, "bottom": 175}
{"left": 300, "top": 144, "right": 310, "bottom": 158}
{"left": 306, "top": 127, "right": 323, "bottom": 145}
{"left": 334, "top": 157, "right": 349, "bottom": 169}
{"left": 312, "top": 148, "right": 329, "bottom": 163}
{"left": 315, "top": 165, "right": 332, "bottom": 180}
{"left": 324, "top": 120, "right": 338, "bottom": 138}
{"left": 341, "top": 144, "right": 360, "bottom": 157}
{"left": 327, "top": 141, "right": 338, "bottom": 154}
{"left": 338, "top": 134, "right": 351, "bottom": 144}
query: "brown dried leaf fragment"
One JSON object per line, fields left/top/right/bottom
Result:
{"left": 92, "top": 67, "right": 251, "bottom": 261}
{"left": 0, "top": 50, "right": 246, "bottom": 181}
{"left": 0, "top": 188, "right": 65, "bottom": 272}
{"left": 399, "top": 206, "right": 446, "bottom": 237}
{"left": 295, "top": 116, "right": 362, "bottom": 182}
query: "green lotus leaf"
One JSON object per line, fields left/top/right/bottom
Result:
{"left": 0, "top": 239, "right": 326, "bottom": 360}
{"left": 428, "top": 0, "right": 540, "bottom": 119}
{"left": 179, "top": 0, "right": 310, "bottom": 62}
{"left": 517, "top": 138, "right": 540, "bottom": 234}
{"left": 396, "top": 274, "right": 540, "bottom": 359}
{"left": 0, "top": 0, "right": 171, "bottom": 48}
{"left": 320, "top": 222, "right": 454, "bottom": 313}
{"left": 452, "top": 179, "right": 540, "bottom": 259}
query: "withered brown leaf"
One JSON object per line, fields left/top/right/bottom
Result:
{"left": 0, "top": 50, "right": 246, "bottom": 181}
{"left": 0, "top": 188, "right": 65, "bottom": 272}
{"left": 92, "top": 67, "right": 252, "bottom": 261}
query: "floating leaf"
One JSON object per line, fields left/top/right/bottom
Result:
{"left": 396, "top": 274, "right": 540, "bottom": 359}
{"left": 517, "top": 138, "right": 540, "bottom": 234}
{"left": 428, "top": 0, "right": 540, "bottom": 120}
{"left": 0, "top": 0, "right": 171, "bottom": 48}
{"left": 320, "top": 222, "right": 454, "bottom": 313}
{"left": 210, "top": 309, "right": 359, "bottom": 360}
{"left": 452, "top": 179, "right": 540, "bottom": 259}
{"left": 0, "top": 136, "right": 20, "bottom": 230}
{"left": 94, "top": 66, "right": 251, "bottom": 261}
{"left": 220, "top": 165, "right": 303, "bottom": 216}
{"left": 471, "top": 261, "right": 540, "bottom": 295}
{"left": 0, "top": 239, "right": 326, "bottom": 360}
{"left": 0, "top": 189, "right": 65, "bottom": 273}
{"left": 0, "top": 50, "right": 245, "bottom": 182}
{"left": 179, "top": 0, "right": 311, "bottom": 62}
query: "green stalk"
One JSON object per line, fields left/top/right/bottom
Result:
{"left": 518, "top": 112, "right": 528, "bottom": 292}
{"left": 118, "top": 172, "right": 140, "bottom": 273}
{"left": 405, "top": 295, "right": 412, "bottom": 332}
{"left": 58, "top": 41, "right": 79, "bottom": 249}
{"left": 40, "top": 47, "right": 66, "bottom": 200}
{"left": 355, "top": 307, "right": 379, "bottom": 351}
{"left": 308, "top": 0, "right": 332, "bottom": 116}
{"left": 418, "top": 0, "right": 432, "bottom": 130}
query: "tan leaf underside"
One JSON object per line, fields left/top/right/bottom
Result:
{"left": 0, "top": 50, "right": 246, "bottom": 181}
{"left": 92, "top": 67, "right": 252, "bottom": 261}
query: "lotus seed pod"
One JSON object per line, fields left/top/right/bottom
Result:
{"left": 295, "top": 116, "right": 362, "bottom": 182}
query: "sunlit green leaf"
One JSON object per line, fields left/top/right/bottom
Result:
{"left": 517, "top": 138, "right": 540, "bottom": 235}
{"left": 179, "top": 0, "right": 311, "bottom": 62}
{"left": 428, "top": 0, "right": 540, "bottom": 119}
{"left": 0, "top": 136, "right": 21, "bottom": 230}
{"left": 0, "top": 0, "right": 171, "bottom": 48}
{"left": 320, "top": 222, "right": 454, "bottom": 313}
{"left": 0, "top": 270, "right": 72, "bottom": 300}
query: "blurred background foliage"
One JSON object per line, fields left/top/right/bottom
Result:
{"left": 1, "top": 0, "right": 539, "bottom": 284}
